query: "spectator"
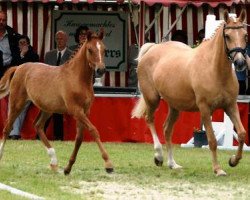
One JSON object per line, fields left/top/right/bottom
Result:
{"left": 0, "top": 10, "right": 21, "bottom": 78}
{"left": 171, "top": 30, "right": 188, "bottom": 44}
{"left": 69, "top": 25, "right": 89, "bottom": 51}
{"left": 236, "top": 69, "right": 247, "bottom": 95}
{"left": 44, "top": 30, "right": 72, "bottom": 140}
{"left": 193, "top": 28, "right": 205, "bottom": 48}
{"left": 245, "top": 43, "right": 250, "bottom": 95}
{"left": 9, "top": 35, "right": 39, "bottom": 140}
{"left": 128, "top": 24, "right": 150, "bottom": 88}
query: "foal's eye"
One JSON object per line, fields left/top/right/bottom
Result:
{"left": 88, "top": 48, "right": 93, "bottom": 54}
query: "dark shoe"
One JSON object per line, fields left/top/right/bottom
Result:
{"left": 9, "top": 135, "right": 21, "bottom": 140}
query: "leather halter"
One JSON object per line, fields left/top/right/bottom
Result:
{"left": 223, "top": 24, "right": 247, "bottom": 61}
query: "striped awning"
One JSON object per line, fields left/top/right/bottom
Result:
{"left": 132, "top": 0, "right": 246, "bottom": 7}
{"left": 9, "top": 0, "right": 247, "bottom": 7}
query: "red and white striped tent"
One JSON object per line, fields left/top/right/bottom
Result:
{"left": 0, "top": 0, "right": 249, "bottom": 87}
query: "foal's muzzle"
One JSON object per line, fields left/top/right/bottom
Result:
{"left": 95, "top": 68, "right": 106, "bottom": 78}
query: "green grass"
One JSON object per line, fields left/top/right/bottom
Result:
{"left": 0, "top": 141, "right": 250, "bottom": 199}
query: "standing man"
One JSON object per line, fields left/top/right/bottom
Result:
{"left": 0, "top": 10, "right": 21, "bottom": 78}
{"left": 44, "top": 30, "right": 72, "bottom": 140}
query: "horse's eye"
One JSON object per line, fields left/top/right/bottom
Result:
{"left": 245, "top": 34, "right": 248, "bottom": 42}
{"left": 225, "top": 34, "right": 230, "bottom": 41}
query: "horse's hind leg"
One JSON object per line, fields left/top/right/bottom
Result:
{"left": 163, "top": 107, "right": 182, "bottom": 169}
{"left": 145, "top": 100, "right": 164, "bottom": 166}
{"left": 225, "top": 104, "right": 246, "bottom": 167}
{"left": 34, "top": 111, "right": 58, "bottom": 171}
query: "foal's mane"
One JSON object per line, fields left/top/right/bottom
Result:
{"left": 63, "top": 32, "right": 101, "bottom": 67}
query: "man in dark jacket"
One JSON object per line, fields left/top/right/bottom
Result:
{"left": 0, "top": 10, "right": 21, "bottom": 78}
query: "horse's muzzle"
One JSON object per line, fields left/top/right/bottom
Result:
{"left": 95, "top": 68, "right": 106, "bottom": 77}
{"left": 234, "top": 59, "right": 247, "bottom": 72}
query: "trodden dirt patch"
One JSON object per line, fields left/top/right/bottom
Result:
{"left": 61, "top": 177, "right": 250, "bottom": 200}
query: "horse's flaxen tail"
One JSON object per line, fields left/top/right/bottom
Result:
{"left": 0, "top": 66, "right": 17, "bottom": 99}
{"left": 131, "top": 95, "right": 147, "bottom": 119}
{"left": 137, "top": 43, "right": 155, "bottom": 63}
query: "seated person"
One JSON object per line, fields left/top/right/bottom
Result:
{"left": 9, "top": 35, "right": 39, "bottom": 140}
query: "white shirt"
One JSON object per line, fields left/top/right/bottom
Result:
{"left": 0, "top": 31, "right": 12, "bottom": 67}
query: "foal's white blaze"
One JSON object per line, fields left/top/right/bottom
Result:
{"left": 96, "top": 42, "right": 102, "bottom": 64}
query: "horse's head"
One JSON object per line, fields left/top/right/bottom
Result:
{"left": 223, "top": 10, "right": 248, "bottom": 72}
{"left": 86, "top": 29, "right": 106, "bottom": 77}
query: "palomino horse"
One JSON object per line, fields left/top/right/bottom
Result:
{"left": 0, "top": 29, "right": 114, "bottom": 175}
{"left": 132, "top": 10, "right": 248, "bottom": 176}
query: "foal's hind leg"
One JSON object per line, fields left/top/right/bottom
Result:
{"left": 225, "top": 104, "right": 246, "bottom": 167}
{"left": 0, "top": 99, "right": 26, "bottom": 160}
{"left": 34, "top": 111, "right": 58, "bottom": 171}
{"left": 163, "top": 107, "right": 182, "bottom": 169}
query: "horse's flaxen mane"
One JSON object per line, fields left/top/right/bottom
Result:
{"left": 203, "top": 20, "right": 225, "bottom": 42}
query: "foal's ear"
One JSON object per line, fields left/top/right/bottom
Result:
{"left": 238, "top": 9, "right": 246, "bottom": 23}
{"left": 87, "top": 30, "right": 93, "bottom": 41}
{"left": 224, "top": 10, "right": 230, "bottom": 23}
{"left": 98, "top": 28, "right": 105, "bottom": 40}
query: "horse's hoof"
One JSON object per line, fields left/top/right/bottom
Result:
{"left": 229, "top": 155, "right": 238, "bottom": 167}
{"left": 105, "top": 168, "right": 114, "bottom": 174}
{"left": 168, "top": 164, "right": 183, "bottom": 170}
{"left": 154, "top": 157, "right": 163, "bottom": 166}
{"left": 50, "top": 164, "right": 58, "bottom": 172}
{"left": 216, "top": 169, "right": 227, "bottom": 177}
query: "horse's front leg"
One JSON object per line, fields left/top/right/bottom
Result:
{"left": 64, "top": 121, "right": 84, "bottom": 175}
{"left": 199, "top": 104, "right": 226, "bottom": 176}
{"left": 225, "top": 104, "right": 246, "bottom": 167}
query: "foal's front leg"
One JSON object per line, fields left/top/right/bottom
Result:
{"left": 225, "top": 104, "right": 246, "bottom": 167}
{"left": 80, "top": 112, "right": 113, "bottom": 173}
{"left": 64, "top": 121, "right": 84, "bottom": 175}
{"left": 64, "top": 112, "right": 113, "bottom": 175}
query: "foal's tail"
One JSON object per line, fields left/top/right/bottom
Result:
{"left": 137, "top": 43, "right": 155, "bottom": 63}
{"left": 131, "top": 95, "right": 147, "bottom": 119}
{"left": 0, "top": 66, "right": 17, "bottom": 99}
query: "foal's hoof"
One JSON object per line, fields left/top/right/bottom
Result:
{"left": 105, "top": 168, "right": 114, "bottom": 174}
{"left": 154, "top": 157, "right": 163, "bottom": 166}
{"left": 64, "top": 168, "right": 71, "bottom": 176}
{"left": 229, "top": 155, "right": 238, "bottom": 167}
{"left": 50, "top": 164, "right": 58, "bottom": 172}
{"left": 228, "top": 155, "right": 239, "bottom": 167}
{"left": 216, "top": 169, "right": 227, "bottom": 177}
